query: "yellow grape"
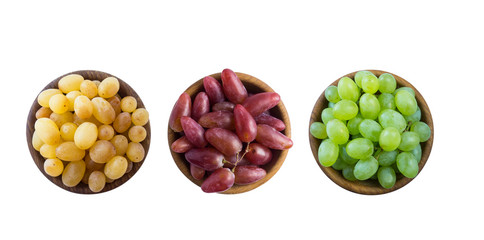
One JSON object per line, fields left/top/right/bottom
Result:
{"left": 85, "top": 153, "right": 105, "bottom": 171}
{"left": 36, "top": 107, "right": 52, "bottom": 119}
{"left": 88, "top": 171, "right": 106, "bottom": 193}
{"left": 74, "top": 95, "right": 93, "bottom": 119}
{"left": 40, "top": 143, "right": 60, "bottom": 159}
{"left": 66, "top": 90, "right": 82, "bottom": 112}
{"left": 91, "top": 97, "right": 116, "bottom": 124}
{"left": 128, "top": 125, "right": 146, "bottom": 143}
{"left": 74, "top": 122, "right": 98, "bottom": 149}
{"left": 81, "top": 169, "right": 93, "bottom": 184}
{"left": 120, "top": 96, "right": 137, "bottom": 113}
{"left": 58, "top": 74, "right": 84, "bottom": 93}
{"left": 113, "top": 112, "right": 131, "bottom": 133}
{"left": 60, "top": 122, "right": 78, "bottom": 141}
{"left": 32, "top": 131, "right": 45, "bottom": 151}
{"left": 131, "top": 108, "right": 149, "bottom": 126}
{"left": 98, "top": 77, "right": 119, "bottom": 99}
{"left": 105, "top": 176, "right": 115, "bottom": 183}
{"left": 80, "top": 80, "right": 98, "bottom": 99}
{"left": 56, "top": 141, "right": 86, "bottom": 161}
{"left": 73, "top": 113, "right": 102, "bottom": 127}
{"left": 98, "top": 124, "right": 115, "bottom": 140}
{"left": 126, "top": 142, "right": 145, "bottom": 163}
{"left": 62, "top": 160, "right": 86, "bottom": 187}
{"left": 125, "top": 160, "right": 134, "bottom": 174}
{"left": 110, "top": 135, "right": 128, "bottom": 156}
{"left": 107, "top": 95, "right": 121, "bottom": 116}
{"left": 44, "top": 158, "right": 64, "bottom": 177}
{"left": 35, "top": 118, "right": 61, "bottom": 145}
{"left": 89, "top": 140, "right": 116, "bottom": 164}
{"left": 92, "top": 80, "right": 101, "bottom": 87}
{"left": 49, "top": 94, "right": 69, "bottom": 114}
{"left": 50, "top": 111, "right": 73, "bottom": 128}
{"left": 37, "top": 89, "right": 62, "bottom": 108}
{"left": 104, "top": 156, "right": 127, "bottom": 180}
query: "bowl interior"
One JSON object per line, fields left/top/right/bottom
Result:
{"left": 26, "top": 70, "right": 151, "bottom": 194}
{"left": 168, "top": 72, "right": 291, "bottom": 194}
{"left": 309, "top": 70, "right": 434, "bottom": 195}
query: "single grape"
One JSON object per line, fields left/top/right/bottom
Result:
{"left": 91, "top": 97, "right": 116, "bottom": 125}
{"left": 398, "top": 131, "right": 420, "bottom": 151}
{"left": 359, "top": 93, "right": 380, "bottom": 120}
{"left": 333, "top": 100, "right": 358, "bottom": 120}
{"left": 181, "top": 116, "right": 207, "bottom": 148}
{"left": 62, "top": 160, "right": 86, "bottom": 187}
{"left": 190, "top": 164, "right": 205, "bottom": 180}
{"left": 185, "top": 147, "right": 224, "bottom": 171}
{"left": 332, "top": 157, "right": 349, "bottom": 171}
{"left": 410, "top": 144, "right": 422, "bottom": 163}
{"left": 201, "top": 168, "right": 235, "bottom": 193}
{"left": 126, "top": 142, "right": 145, "bottom": 163}
{"left": 203, "top": 76, "right": 225, "bottom": 104}
{"left": 80, "top": 80, "right": 98, "bottom": 99}
{"left": 242, "top": 92, "right": 280, "bottom": 117}
{"left": 205, "top": 128, "right": 242, "bottom": 156}
{"left": 255, "top": 113, "right": 286, "bottom": 131}
{"left": 98, "top": 77, "right": 119, "bottom": 99}
{"left": 104, "top": 156, "right": 128, "bottom": 180}
{"left": 212, "top": 101, "right": 235, "bottom": 112}
{"left": 361, "top": 74, "right": 379, "bottom": 94}
{"left": 340, "top": 144, "right": 358, "bottom": 165}
{"left": 378, "top": 109, "right": 407, "bottom": 132}
{"left": 318, "top": 139, "right": 339, "bottom": 167}
{"left": 337, "top": 77, "right": 359, "bottom": 102}
{"left": 131, "top": 108, "right": 149, "bottom": 126}
{"left": 354, "top": 71, "right": 375, "bottom": 88}
{"left": 396, "top": 152, "right": 419, "bottom": 178}
{"left": 347, "top": 113, "right": 363, "bottom": 135}
{"left": 353, "top": 156, "right": 379, "bottom": 180}
{"left": 120, "top": 96, "right": 137, "bottom": 113}
{"left": 58, "top": 74, "right": 83, "bottom": 93}
{"left": 342, "top": 165, "right": 357, "bottom": 181}
{"left": 379, "top": 127, "right": 401, "bottom": 151}
{"left": 326, "top": 119, "right": 349, "bottom": 145}
{"left": 328, "top": 102, "right": 335, "bottom": 108}
{"left": 321, "top": 108, "right": 335, "bottom": 125}
{"left": 169, "top": 92, "right": 192, "bottom": 132}
{"left": 256, "top": 124, "right": 293, "bottom": 150}
{"left": 325, "top": 85, "right": 341, "bottom": 103}
{"left": 89, "top": 140, "right": 116, "bottom": 164}
{"left": 234, "top": 104, "right": 257, "bottom": 142}
{"left": 377, "top": 150, "right": 398, "bottom": 167}
{"left": 378, "top": 166, "right": 396, "bottom": 189}
{"left": 245, "top": 143, "right": 272, "bottom": 165}
{"left": 411, "top": 121, "right": 431, "bottom": 142}
{"left": 346, "top": 138, "right": 374, "bottom": 160}
{"left": 221, "top": 68, "right": 248, "bottom": 104}
{"left": 198, "top": 111, "right": 235, "bottom": 130}
{"left": 310, "top": 122, "right": 327, "bottom": 139}
{"left": 234, "top": 166, "right": 266, "bottom": 185}
{"left": 378, "top": 93, "right": 396, "bottom": 110}
{"left": 44, "top": 158, "right": 64, "bottom": 177}
{"left": 170, "top": 136, "right": 194, "bottom": 153}
{"left": 404, "top": 106, "right": 421, "bottom": 124}
{"left": 395, "top": 90, "right": 418, "bottom": 116}
{"left": 358, "top": 119, "right": 382, "bottom": 142}
{"left": 378, "top": 73, "right": 397, "bottom": 93}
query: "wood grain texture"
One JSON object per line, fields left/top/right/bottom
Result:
{"left": 309, "top": 70, "right": 434, "bottom": 195}
{"left": 26, "top": 70, "right": 151, "bottom": 194}
{"left": 168, "top": 72, "right": 291, "bottom": 194}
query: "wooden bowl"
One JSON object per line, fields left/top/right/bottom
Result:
{"left": 309, "top": 70, "right": 434, "bottom": 195}
{"left": 26, "top": 70, "right": 151, "bottom": 194}
{"left": 168, "top": 72, "right": 291, "bottom": 194}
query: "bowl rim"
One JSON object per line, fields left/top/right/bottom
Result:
{"left": 26, "top": 70, "right": 151, "bottom": 194}
{"left": 309, "top": 69, "right": 434, "bottom": 195}
{"left": 167, "top": 71, "right": 291, "bottom": 194}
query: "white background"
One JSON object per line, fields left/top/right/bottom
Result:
{"left": 1, "top": 0, "right": 483, "bottom": 239}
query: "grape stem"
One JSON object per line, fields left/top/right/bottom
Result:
{"left": 231, "top": 142, "right": 251, "bottom": 172}
{"left": 374, "top": 147, "right": 382, "bottom": 160}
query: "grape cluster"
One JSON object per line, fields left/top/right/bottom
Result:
{"left": 311, "top": 71, "right": 431, "bottom": 189}
{"left": 170, "top": 69, "right": 293, "bottom": 193}
{"left": 32, "top": 74, "right": 149, "bottom": 192}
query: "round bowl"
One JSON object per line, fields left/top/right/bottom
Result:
{"left": 26, "top": 70, "right": 151, "bottom": 194}
{"left": 309, "top": 70, "right": 434, "bottom": 195}
{"left": 168, "top": 72, "right": 291, "bottom": 194}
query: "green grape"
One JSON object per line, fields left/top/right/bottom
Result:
{"left": 394, "top": 87, "right": 415, "bottom": 97}
{"left": 377, "top": 150, "right": 398, "bottom": 167}
{"left": 310, "top": 122, "right": 327, "bottom": 139}
{"left": 378, "top": 73, "right": 397, "bottom": 93}
{"left": 337, "top": 77, "right": 359, "bottom": 102}
{"left": 325, "top": 85, "right": 341, "bottom": 103}
{"left": 328, "top": 102, "right": 335, "bottom": 108}
{"left": 410, "top": 121, "right": 431, "bottom": 142}
{"left": 342, "top": 165, "right": 356, "bottom": 181}
{"left": 318, "top": 139, "right": 339, "bottom": 167}
{"left": 396, "top": 152, "right": 419, "bottom": 178}
{"left": 398, "top": 131, "right": 420, "bottom": 151}
{"left": 378, "top": 93, "right": 396, "bottom": 110}
{"left": 321, "top": 108, "right": 335, "bottom": 125}
{"left": 359, "top": 93, "right": 380, "bottom": 120}
{"left": 346, "top": 138, "right": 374, "bottom": 160}
{"left": 354, "top": 71, "right": 374, "bottom": 88}
{"left": 395, "top": 90, "right": 418, "bottom": 116}
{"left": 410, "top": 144, "right": 422, "bottom": 163}
{"left": 340, "top": 144, "right": 358, "bottom": 165}
{"left": 347, "top": 113, "right": 363, "bottom": 135}
{"left": 358, "top": 119, "right": 382, "bottom": 142}
{"left": 404, "top": 106, "right": 421, "bottom": 124}
{"left": 333, "top": 100, "right": 358, "bottom": 120}
{"left": 378, "top": 166, "right": 396, "bottom": 189}
{"left": 379, "top": 127, "right": 401, "bottom": 151}
{"left": 378, "top": 109, "right": 406, "bottom": 132}
{"left": 326, "top": 119, "right": 349, "bottom": 145}
{"left": 361, "top": 74, "right": 379, "bottom": 94}
{"left": 353, "top": 156, "right": 379, "bottom": 180}
{"left": 332, "top": 157, "right": 349, "bottom": 171}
